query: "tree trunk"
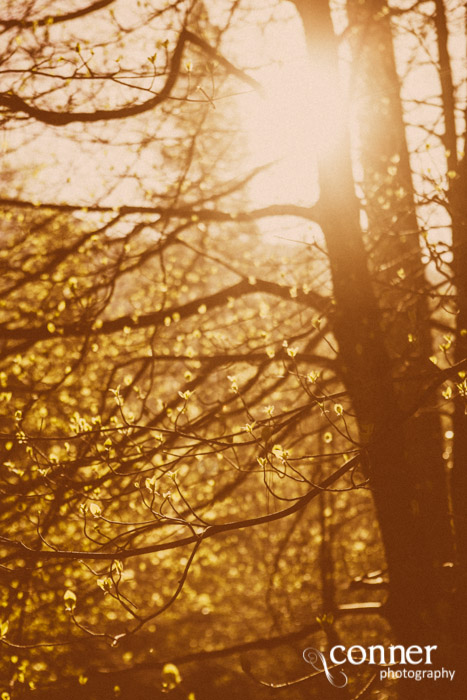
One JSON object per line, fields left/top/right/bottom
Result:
{"left": 292, "top": 0, "right": 462, "bottom": 695}
{"left": 433, "top": 0, "right": 467, "bottom": 575}
{"left": 347, "top": 0, "right": 453, "bottom": 570}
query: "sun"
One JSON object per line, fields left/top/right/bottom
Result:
{"left": 236, "top": 11, "right": 349, "bottom": 209}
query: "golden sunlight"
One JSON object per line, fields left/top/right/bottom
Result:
{"left": 236, "top": 9, "right": 349, "bottom": 208}
{"left": 242, "top": 58, "right": 319, "bottom": 205}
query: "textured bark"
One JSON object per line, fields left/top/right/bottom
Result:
{"left": 434, "top": 0, "right": 467, "bottom": 574}
{"left": 292, "top": 2, "right": 462, "bottom": 694}
{"left": 451, "top": 180, "right": 467, "bottom": 573}
{"left": 347, "top": 0, "right": 453, "bottom": 571}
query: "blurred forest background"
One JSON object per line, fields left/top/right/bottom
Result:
{"left": 0, "top": 0, "right": 466, "bottom": 698}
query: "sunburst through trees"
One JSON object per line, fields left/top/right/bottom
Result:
{"left": 0, "top": 1, "right": 466, "bottom": 699}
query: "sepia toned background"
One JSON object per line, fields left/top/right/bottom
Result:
{"left": 0, "top": 1, "right": 466, "bottom": 698}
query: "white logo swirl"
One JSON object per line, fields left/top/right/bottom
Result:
{"left": 303, "top": 647, "right": 348, "bottom": 688}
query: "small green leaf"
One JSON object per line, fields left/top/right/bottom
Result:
{"left": 64, "top": 589, "right": 77, "bottom": 611}
{"left": 89, "top": 503, "right": 101, "bottom": 517}
{"left": 161, "top": 663, "right": 182, "bottom": 692}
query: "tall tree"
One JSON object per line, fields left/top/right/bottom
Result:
{"left": 0, "top": 0, "right": 465, "bottom": 698}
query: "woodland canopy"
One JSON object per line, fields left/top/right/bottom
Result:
{"left": 0, "top": 1, "right": 466, "bottom": 698}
